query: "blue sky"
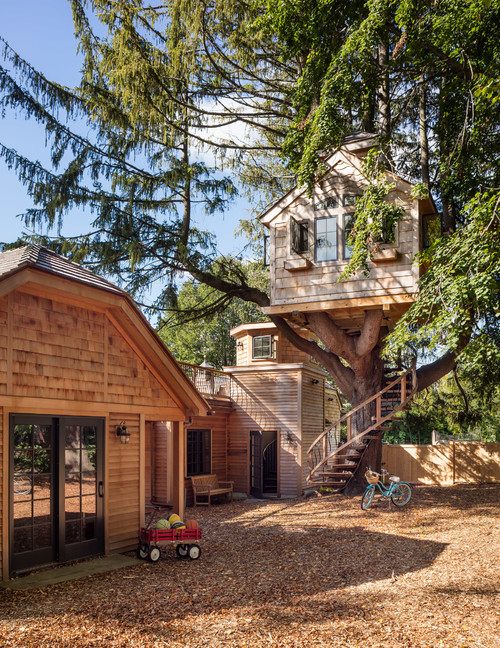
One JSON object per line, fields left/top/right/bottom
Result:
{"left": 1, "top": 1, "right": 252, "bottom": 254}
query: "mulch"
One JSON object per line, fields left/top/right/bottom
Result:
{"left": 1, "top": 484, "right": 499, "bottom": 647}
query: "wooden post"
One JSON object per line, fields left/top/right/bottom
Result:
{"left": 171, "top": 421, "right": 185, "bottom": 520}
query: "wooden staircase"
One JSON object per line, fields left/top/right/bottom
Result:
{"left": 307, "top": 368, "right": 417, "bottom": 491}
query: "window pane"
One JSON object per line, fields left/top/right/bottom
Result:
{"left": 315, "top": 217, "right": 337, "bottom": 261}
{"left": 253, "top": 335, "right": 272, "bottom": 359}
{"left": 186, "top": 429, "right": 211, "bottom": 476}
{"left": 344, "top": 213, "right": 356, "bottom": 259}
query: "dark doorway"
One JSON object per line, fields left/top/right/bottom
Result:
{"left": 250, "top": 430, "right": 263, "bottom": 498}
{"left": 10, "top": 415, "right": 105, "bottom": 574}
{"left": 262, "top": 432, "right": 278, "bottom": 494}
{"left": 250, "top": 430, "right": 278, "bottom": 498}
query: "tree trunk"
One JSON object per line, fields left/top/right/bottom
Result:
{"left": 342, "top": 350, "right": 385, "bottom": 495}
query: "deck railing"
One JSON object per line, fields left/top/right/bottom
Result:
{"left": 307, "top": 369, "right": 416, "bottom": 481}
{"left": 178, "top": 362, "right": 232, "bottom": 399}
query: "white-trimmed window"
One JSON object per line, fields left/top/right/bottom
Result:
{"left": 252, "top": 335, "right": 273, "bottom": 359}
{"left": 315, "top": 216, "right": 338, "bottom": 262}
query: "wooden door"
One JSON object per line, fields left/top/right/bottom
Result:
{"left": 250, "top": 430, "right": 263, "bottom": 498}
{"left": 10, "top": 415, "right": 104, "bottom": 574}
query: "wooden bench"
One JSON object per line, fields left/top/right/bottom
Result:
{"left": 190, "top": 474, "right": 234, "bottom": 506}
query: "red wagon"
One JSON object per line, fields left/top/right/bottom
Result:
{"left": 138, "top": 526, "right": 202, "bottom": 562}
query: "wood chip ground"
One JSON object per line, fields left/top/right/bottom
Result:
{"left": 1, "top": 484, "right": 499, "bottom": 647}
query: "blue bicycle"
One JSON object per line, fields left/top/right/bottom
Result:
{"left": 361, "top": 468, "right": 412, "bottom": 510}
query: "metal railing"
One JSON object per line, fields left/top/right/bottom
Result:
{"left": 178, "top": 362, "right": 232, "bottom": 399}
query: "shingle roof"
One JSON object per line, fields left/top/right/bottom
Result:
{"left": 0, "top": 244, "right": 124, "bottom": 295}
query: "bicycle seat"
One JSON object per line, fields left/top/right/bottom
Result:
{"left": 389, "top": 475, "right": 400, "bottom": 483}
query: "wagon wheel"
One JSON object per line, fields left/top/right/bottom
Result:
{"left": 176, "top": 544, "right": 189, "bottom": 558}
{"left": 138, "top": 544, "right": 149, "bottom": 560}
{"left": 188, "top": 544, "right": 201, "bottom": 560}
{"left": 149, "top": 546, "right": 161, "bottom": 562}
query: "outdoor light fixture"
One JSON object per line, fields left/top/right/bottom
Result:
{"left": 116, "top": 421, "right": 130, "bottom": 444}
{"left": 312, "top": 378, "right": 319, "bottom": 384}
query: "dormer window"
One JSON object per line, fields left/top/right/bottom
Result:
{"left": 290, "top": 217, "right": 309, "bottom": 254}
{"left": 252, "top": 335, "right": 273, "bottom": 359}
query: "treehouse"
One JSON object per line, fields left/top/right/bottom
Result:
{"left": 260, "top": 132, "right": 438, "bottom": 333}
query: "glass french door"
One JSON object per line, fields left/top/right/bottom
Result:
{"left": 10, "top": 415, "right": 104, "bottom": 574}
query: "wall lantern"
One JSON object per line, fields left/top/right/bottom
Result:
{"left": 312, "top": 378, "right": 320, "bottom": 385}
{"left": 116, "top": 421, "right": 130, "bottom": 444}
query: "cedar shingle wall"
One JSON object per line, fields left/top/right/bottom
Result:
{"left": 107, "top": 413, "right": 141, "bottom": 552}
{"left": 0, "top": 290, "right": 175, "bottom": 407}
{"left": 228, "top": 371, "right": 300, "bottom": 496}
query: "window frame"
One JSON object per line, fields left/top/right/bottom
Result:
{"left": 314, "top": 215, "right": 338, "bottom": 263}
{"left": 290, "top": 217, "right": 309, "bottom": 255}
{"left": 186, "top": 428, "right": 211, "bottom": 477}
{"left": 252, "top": 334, "right": 273, "bottom": 359}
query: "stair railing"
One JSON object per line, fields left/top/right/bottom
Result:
{"left": 307, "top": 369, "right": 416, "bottom": 481}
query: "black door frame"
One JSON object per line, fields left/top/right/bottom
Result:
{"left": 250, "top": 430, "right": 263, "bottom": 498}
{"left": 9, "top": 414, "right": 105, "bottom": 574}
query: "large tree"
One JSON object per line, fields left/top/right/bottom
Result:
{"left": 1, "top": 1, "right": 499, "bottom": 488}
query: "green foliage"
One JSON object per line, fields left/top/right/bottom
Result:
{"left": 385, "top": 190, "right": 500, "bottom": 359}
{"left": 386, "top": 368, "right": 500, "bottom": 444}
{"left": 158, "top": 261, "right": 269, "bottom": 368}
{"left": 341, "top": 149, "right": 405, "bottom": 278}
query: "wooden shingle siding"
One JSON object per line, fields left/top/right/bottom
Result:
{"left": 107, "top": 413, "right": 141, "bottom": 553}
{"left": 301, "top": 372, "right": 326, "bottom": 489}
{"left": 9, "top": 292, "right": 106, "bottom": 401}
{"left": 0, "top": 408, "right": 3, "bottom": 579}
{"left": 0, "top": 297, "right": 8, "bottom": 394}
{"left": 269, "top": 172, "right": 419, "bottom": 309}
{"left": 107, "top": 323, "right": 174, "bottom": 406}
{"left": 228, "top": 370, "right": 300, "bottom": 496}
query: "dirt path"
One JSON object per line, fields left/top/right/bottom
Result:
{"left": 1, "top": 484, "right": 499, "bottom": 647}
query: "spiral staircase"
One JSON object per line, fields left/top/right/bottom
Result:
{"left": 307, "top": 368, "right": 417, "bottom": 491}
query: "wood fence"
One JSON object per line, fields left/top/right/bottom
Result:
{"left": 382, "top": 442, "right": 500, "bottom": 485}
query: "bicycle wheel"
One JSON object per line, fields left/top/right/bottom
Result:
{"left": 14, "top": 475, "right": 32, "bottom": 496}
{"left": 391, "top": 482, "right": 412, "bottom": 506}
{"left": 361, "top": 486, "right": 375, "bottom": 510}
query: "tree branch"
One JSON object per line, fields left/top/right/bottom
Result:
{"left": 355, "top": 309, "right": 384, "bottom": 357}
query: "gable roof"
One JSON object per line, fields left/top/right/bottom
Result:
{"left": 259, "top": 133, "right": 434, "bottom": 227}
{"left": 0, "top": 244, "right": 209, "bottom": 416}
{"left": 0, "top": 245, "right": 125, "bottom": 295}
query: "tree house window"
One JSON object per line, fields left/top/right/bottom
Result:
{"left": 252, "top": 334, "right": 273, "bottom": 359}
{"left": 343, "top": 194, "right": 360, "bottom": 207}
{"left": 315, "top": 196, "right": 339, "bottom": 211}
{"left": 343, "top": 213, "right": 356, "bottom": 259}
{"left": 186, "top": 429, "right": 211, "bottom": 476}
{"left": 290, "top": 217, "right": 309, "bottom": 254}
{"left": 315, "top": 216, "right": 338, "bottom": 262}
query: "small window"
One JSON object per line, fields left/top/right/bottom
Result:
{"left": 343, "top": 213, "right": 356, "bottom": 259}
{"left": 252, "top": 335, "right": 273, "bottom": 359}
{"left": 263, "top": 233, "right": 270, "bottom": 266}
{"left": 315, "top": 216, "right": 338, "bottom": 262}
{"left": 314, "top": 196, "right": 339, "bottom": 211}
{"left": 290, "top": 217, "right": 309, "bottom": 254}
{"left": 343, "top": 194, "right": 360, "bottom": 207}
{"left": 186, "top": 429, "right": 211, "bottom": 476}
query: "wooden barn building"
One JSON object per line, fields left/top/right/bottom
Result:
{"left": 0, "top": 245, "right": 208, "bottom": 580}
